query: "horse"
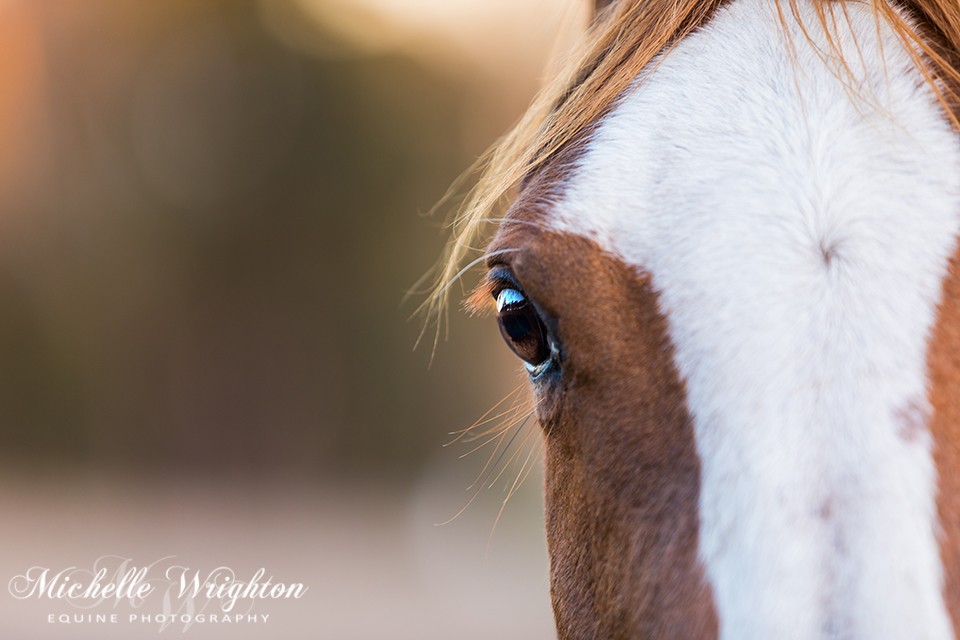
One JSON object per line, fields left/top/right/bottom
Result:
{"left": 427, "top": 0, "right": 960, "bottom": 637}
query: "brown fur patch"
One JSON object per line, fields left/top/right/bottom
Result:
{"left": 485, "top": 190, "right": 717, "bottom": 638}
{"left": 929, "top": 244, "right": 960, "bottom": 637}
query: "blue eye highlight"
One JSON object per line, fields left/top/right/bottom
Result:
{"left": 496, "top": 288, "right": 526, "bottom": 312}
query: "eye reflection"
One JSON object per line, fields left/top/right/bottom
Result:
{"left": 495, "top": 288, "right": 550, "bottom": 366}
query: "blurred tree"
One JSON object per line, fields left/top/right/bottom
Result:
{"left": 0, "top": 0, "right": 515, "bottom": 480}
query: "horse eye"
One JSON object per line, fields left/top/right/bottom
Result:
{"left": 495, "top": 288, "right": 550, "bottom": 366}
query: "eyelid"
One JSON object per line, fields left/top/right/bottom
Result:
{"left": 485, "top": 268, "right": 523, "bottom": 299}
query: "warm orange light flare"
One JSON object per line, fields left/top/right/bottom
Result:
{"left": 0, "top": 1, "right": 49, "bottom": 198}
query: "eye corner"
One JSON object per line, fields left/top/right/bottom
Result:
{"left": 524, "top": 339, "right": 562, "bottom": 380}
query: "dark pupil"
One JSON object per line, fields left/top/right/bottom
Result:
{"left": 502, "top": 314, "right": 531, "bottom": 341}
{"left": 497, "top": 300, "right": 549, "bottom": 366}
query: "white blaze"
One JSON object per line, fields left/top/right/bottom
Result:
{"left": 548, "top": 0, "right": 960, "bottom": 637}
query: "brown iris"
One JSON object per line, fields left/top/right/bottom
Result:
{"left": 496, "top": 288, "right": 550, "bottom": 366}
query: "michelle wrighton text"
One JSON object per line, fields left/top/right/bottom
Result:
{"left": 8, "top": 556, "right": 307, "bottom": 633}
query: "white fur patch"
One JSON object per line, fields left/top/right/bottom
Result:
{"left": 547, "top": 0, "right": 960, "bottom": 637}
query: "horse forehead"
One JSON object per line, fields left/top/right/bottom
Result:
{"left": 547, "top": 0, "right": 960, "bottom": 266}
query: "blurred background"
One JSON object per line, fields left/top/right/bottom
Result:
{"left": 0, "top": 0, "right": 587, "bottom": 637}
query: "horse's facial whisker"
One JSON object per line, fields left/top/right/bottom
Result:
{"left": 464, "top": 401, "right": 534, "bottom": 443}
{"left": 436, "top": 399, "right": 537, "bottom": 528}
{"left": 443, "top": 383, "right": 527, "bottom": 446}
{"left": 486, "top": 424, "right": 545, "bottom": 560}
{"left": 459, "top": 422, "right": 518, "bottom": 459}
{"left": 487, "top": 417, "right": 537, "bottom": 490}
{"left": 464, "top": 429, "right": 510, "bottom": 490}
